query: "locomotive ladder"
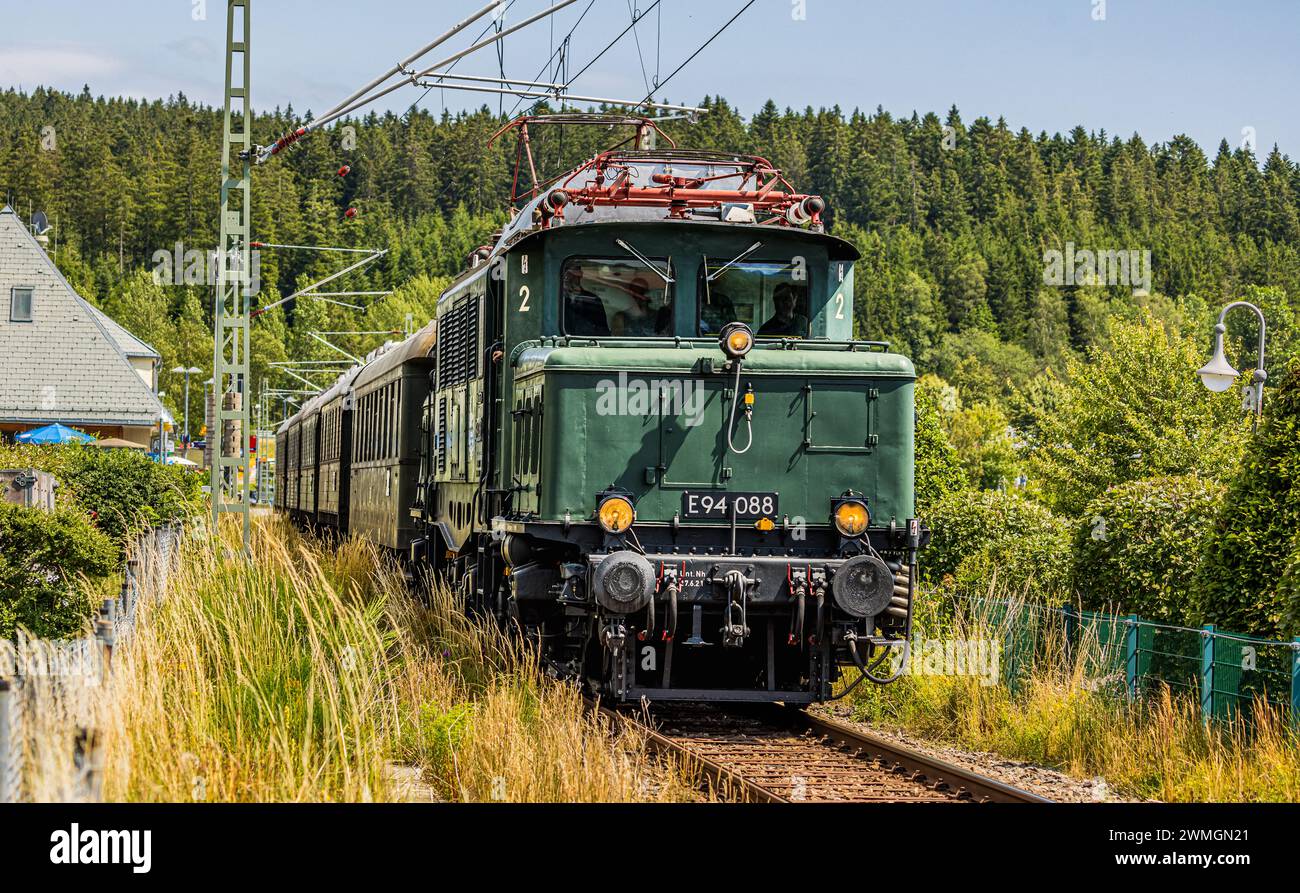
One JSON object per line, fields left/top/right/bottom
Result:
{"left": 210, "top": 0, "right": 253, "bottom": 550}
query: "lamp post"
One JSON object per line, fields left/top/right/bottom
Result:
{"left": 1198, "top": 301, "right": 1267, "bottom": 431}
{"left": 171, "top": 366, "right": 203, "bottom": 446}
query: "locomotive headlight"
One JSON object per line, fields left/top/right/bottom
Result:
{"left": 598, "top": 495, "right": 636, "bottom": 534}
{"left": 719, "top": 322, "right": 754, "bottom": 359}
{"left": 833, "top": 500, "right": 870, "bottom": 537}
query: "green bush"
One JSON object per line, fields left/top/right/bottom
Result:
{"left": 1281, "top": 536, "right": 1300, "bottom": 635}
{"left": 1073, "top": 475, "right": 1225, "bottom": 624}
{"left": 0, "top": 444, "right": 201, "bottom": 552}
{"left": 1197, "top": 363, "right": 1300, "bottom": 637}
{"left": 923, "top": 489, "right": 1071, "bottom": 600}
{"left": 914, "top": 377, "right": 967, "bottom": 515}
{"left": 1024, "top": 313, "right": 1248, "bottom": 517}
{"left": 0, "top": 444, "right": 200, "bottom": 639}
{"left": 58, "top": 448, "right": 202, "bottom": 549}
{"left": 0, "top": 501, "right": 118, "bottom": 639}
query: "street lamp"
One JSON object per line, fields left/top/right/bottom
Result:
{"left": 171, "top": 366, "right": 203, "bottom": 446}
{"left": 1198, "top": 301, "right": 1267, "bottom": 430}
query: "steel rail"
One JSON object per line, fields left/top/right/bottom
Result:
{"left": 588, "top": 699, "right": 784, "bottom": 802}
{"left": 785, "top": 708, "right": 1052, "bottom": 804}
{"left": 589, "top": 697, "right": 1051, "bottom": 804}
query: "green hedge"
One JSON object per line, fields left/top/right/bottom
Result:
{"left": 0, "top": 500, "right": 117, "bottom": 639}
{"left": 1073, "top": 475, "right": 1225, "bottom": 624}
{"left": 1196, "top": 363, "right": 1300, "bottom": 637}
{"left": 0, "top": 443, "right": 202, "bottom": 553}
{"left": 0, "top": 443, "right": 202, "bottom": 638}
{"left": 1282, "top": 536, "right": 1300, "bottom": 634}
{"left": 922, "top": 489, "right": 1071, "bottom": 600}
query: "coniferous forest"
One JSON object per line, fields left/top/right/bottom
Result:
{"left": 3, "top": 86, "right": 1300, "bottom": 633}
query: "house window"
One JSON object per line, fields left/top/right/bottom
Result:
{"left": 10, "top": 287, "right": 33, "bottom": 322}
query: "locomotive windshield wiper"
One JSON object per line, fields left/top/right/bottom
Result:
{"left": 614, "top": 239, "right": 674, "bottom": 284}
{"left": 707, "top": 242, "right": 764, "bottom": 282}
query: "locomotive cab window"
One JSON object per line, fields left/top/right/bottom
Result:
{"left": 561, "top": 257, "right": 674, "bottom": 338}
{"left": 698, "top": 261, "right": 810, "bottom": 338}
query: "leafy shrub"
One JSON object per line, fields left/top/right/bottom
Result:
{"left": 58, "top": 448, "right": 202, "bottom": 549}
{"left": 1024, "top": 313, "right": 1248, "bottom": 517}
{"left": 921, "top": 373, "right": 1022, "bottom": 491}
{"left": 0, "top": 444, "right": 201, "bottom": 552}
{"left": 0, "top": 501, "right": 117, "bottom": 639}
{"left": 914, "top": 377, "right": 967, "bottom": 515}
{"left": 1197, "top": 363, "right": 1300, "bottom": 637}
{"left": 923, "top": 489, "right": 1071, "bottom": 600}
{"left": 1281, "top": 536, "right": 1300, "bottom": 635}
{"left": 1073, "top": 475, "right": 1225, "bottom": 624}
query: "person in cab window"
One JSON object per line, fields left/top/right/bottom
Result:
{"left": 759, "top": 283, "right": 809, "bottom": 337}
{"left": 564, "top": 265, "right": 611, "bottom": 336}
{"left": 611, "top": 277, "right": 670, "bottom": 337}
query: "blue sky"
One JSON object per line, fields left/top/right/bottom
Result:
{"left": 1, "top": 0, "right": 1297, "bottom": 156}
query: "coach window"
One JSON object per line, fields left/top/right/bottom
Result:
{"left": 383, "top": 385, "right": 392, "bottom": 460}
{"left": 561, "top": 257, "right": 674, "bottom": 338}
{"left": 364, "top": 394, "right": 373, "bottom": 462}
{"left": 385, "top": 385, "right": 393, "bottom": 459}
{"left": 389, "top": 383, "right": 399, "bottom": 459}
{"left": 393, "top": 381, "right": 402, "bottom": 458}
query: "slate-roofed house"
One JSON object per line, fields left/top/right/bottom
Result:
{"left": 0, "top": 205, "right": 169, "bottom": 447}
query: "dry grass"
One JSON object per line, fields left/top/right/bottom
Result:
{"left": 846, "top": 591, "right": 1300, "bottom": 802}
{"left": 87, "top": 515, "right": 692, "bottom": 803}
{"left": 387, "top": 585, "right": 694, "bottom": 802}
{"left": 3, "top": 636, "right": 105, "bottom": 802}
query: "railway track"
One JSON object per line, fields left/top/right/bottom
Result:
{"left": 596, "top": 700, "right": 1051, "bottom": 803}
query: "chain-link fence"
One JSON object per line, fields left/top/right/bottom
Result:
{"left": 0, "top": 522, "right": 184, "bottom": 802}
{"left": 955, "top": 593, "right": 1300, "bottom": 725}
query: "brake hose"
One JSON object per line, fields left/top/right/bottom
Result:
{"left": 829, "top": 574, "right": 916, "bottom": 699}
{"left": 726, "top": 361, "right": 753, "bottom": 455}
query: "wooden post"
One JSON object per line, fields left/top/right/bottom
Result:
{"left": 1062, "top": 604, "right": 1078, "bottom": 665}
{"left": 0, "top": 678, "right": 22, "bottom": 803}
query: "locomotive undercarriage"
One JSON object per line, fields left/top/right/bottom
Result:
{"left": 473, "top": 520, "right": 921, "bottom": 702}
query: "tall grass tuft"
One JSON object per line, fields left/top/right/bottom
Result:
{"left": 387, "top": 586, "right": 691, "bottom": 802}
{"left": 103, "top": 518, "right": 394, "bottom": 801}
{"left": 98, "top": 515, "right": 691, "bottom": 802}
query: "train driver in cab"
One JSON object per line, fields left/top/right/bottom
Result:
{"left": 758, "top": 282, "right": 810, "bottom": 337}
{"left": 563, "top": 265, "right": 611, "bottom": 336}
{"left": 611, "top": 277, "right": 671, "bottom": 337}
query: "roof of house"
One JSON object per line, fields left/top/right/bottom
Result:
{"left": 0, "top": 206, "right": 169, "bottom": 428}
{"left": 88, "top": 303, "right": 160, "bottom": 359}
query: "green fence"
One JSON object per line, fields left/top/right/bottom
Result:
{"left": 953, "top": 594, "right": 1300, "bottom": 724}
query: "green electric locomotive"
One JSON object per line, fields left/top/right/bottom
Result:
{"left": 407, "top": 116, "right": 923, "bottom": 702}
{"left": 280, "top": 116, "right": 924, "bottom": 703}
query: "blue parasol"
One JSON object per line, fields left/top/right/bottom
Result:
{"left": 15, "top": 423, "right": 96, "bottom": 445}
